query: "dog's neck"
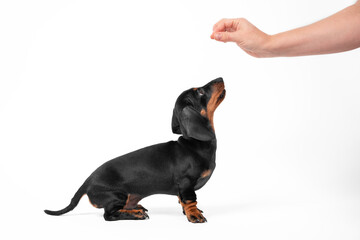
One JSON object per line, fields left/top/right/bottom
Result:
{"left": 177, "top": 136, "right": 217, "bottom": 161}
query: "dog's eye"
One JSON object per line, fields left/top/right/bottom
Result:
{"left": 197, "top": 88, "right": 205, "bottom": 96}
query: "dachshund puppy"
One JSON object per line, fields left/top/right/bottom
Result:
{"left": 45, "top": 77, "right": 225, "bottom": 223}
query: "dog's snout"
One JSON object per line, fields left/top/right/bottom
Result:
{"left": 210, "top": 78, "right": 225, "bottom": 93}
{"left": 203, "top": 77, "right": 224, "bottom": 91}
{"left": 209, "top": 77, "right": 223, "bottom": 85}
{"left": 213, "top": 77, "right": 223, "bottom": 83}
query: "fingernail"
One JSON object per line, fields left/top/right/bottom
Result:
{"left": 214, "top": 33, "right": 221, "bottom": 40}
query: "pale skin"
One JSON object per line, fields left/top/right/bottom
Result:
{"left": 210, "top": 1, "right": 360, "bottom": 57}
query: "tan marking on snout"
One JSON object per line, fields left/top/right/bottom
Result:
{"left": 200, "top": 109, "right": 206, "bottom": 117}
{"left": 201, "top": 169, "right": 212, "bottom": 178}
{"left": 206, "top": 82, "right": 225, "bottom": 131}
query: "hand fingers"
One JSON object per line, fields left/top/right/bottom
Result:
{"left": 212, "top": 18, "right": 239, "bottom": 33}
{"left": 211, "top": 18, "right": 242, "bottom": 42}
{"left": 211, "top": 31, "right": 235, "bottom": 42}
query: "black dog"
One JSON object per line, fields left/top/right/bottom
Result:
{"left": 45, "top": 78, "right": 226, "bottom": 223}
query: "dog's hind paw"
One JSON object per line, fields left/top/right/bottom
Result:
{"left": 136, "top": 204, "right": 148, "bottom": 212}
{"left": 104, "top": 208, "right": 149, "bottom": 221}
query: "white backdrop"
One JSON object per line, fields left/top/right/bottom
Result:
{"left": 1, "top": 0, "right": 359, "bottom": 239}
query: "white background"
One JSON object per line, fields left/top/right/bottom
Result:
{"left": 1, "top": 0, "right": 359, "bottom": 239}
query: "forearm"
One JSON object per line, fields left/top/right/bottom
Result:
{"left": 267, "top": 1, "right": 360, "bottom": 57}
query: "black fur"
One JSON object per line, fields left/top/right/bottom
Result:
{"left": 44, "top": 78, "right": 225, "bottom": 223}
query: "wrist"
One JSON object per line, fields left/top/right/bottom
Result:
{"left": 264, "top": 30, "right": 311, "bottom": 57}
{"left": 261, "top": 34, "right": 281, "bottom": 57}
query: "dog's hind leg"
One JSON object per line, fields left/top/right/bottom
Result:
{"left": 100, "top": 192, "right": 148, "bottom": 221}
{"left": 123, "top": 194, "right": 147, "bottom": 212}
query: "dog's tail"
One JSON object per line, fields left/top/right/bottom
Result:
{"left": 44, "top": 179, "right": 89, "bottom": 216}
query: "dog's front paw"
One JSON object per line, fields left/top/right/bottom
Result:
{"left": 186, "top": 208, "right": 207, "bottom": 223}
{"left": 180, "top": 200, "right": 207, "bottom": 223}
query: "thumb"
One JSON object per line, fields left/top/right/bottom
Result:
{"left": 213, "top": 32, "right": 236, "bottom": 43}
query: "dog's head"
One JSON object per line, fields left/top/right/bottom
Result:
{"left": 172, "top": 77, "right": 226, "bottom": 141}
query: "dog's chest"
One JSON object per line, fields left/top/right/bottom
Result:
{"left": 194, "top": 168, "right": 213, "bottom": 190}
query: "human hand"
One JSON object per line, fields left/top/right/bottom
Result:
{"left": 211, "top": 18, "right": 273, "bottom": 58}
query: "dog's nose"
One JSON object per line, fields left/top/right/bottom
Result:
{"left": 209, "top": 77, "right": 224, "bottom": 87}
{"left": 203, "top": 77, "right": 224, "bottom": 89}
{"left": 212, "top": 77, "right": 223, "bottom": 84}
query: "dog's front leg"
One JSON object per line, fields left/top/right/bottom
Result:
{"left": 178, "top": 181, "right": 207, "bottom": 223}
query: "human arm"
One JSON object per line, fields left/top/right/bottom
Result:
{"left": 211, "top": 1, "right": 360, "bottom": 57}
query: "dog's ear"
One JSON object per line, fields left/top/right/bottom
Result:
{"left": 172, "top": 109, "right": 182, "bottom": 134}
{"left": 177, "top": 107, "right": 215, "bottom": 141}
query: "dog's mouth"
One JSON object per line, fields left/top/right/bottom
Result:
{"left": 216, "top": 89, "right": 226, "bottom": 104}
